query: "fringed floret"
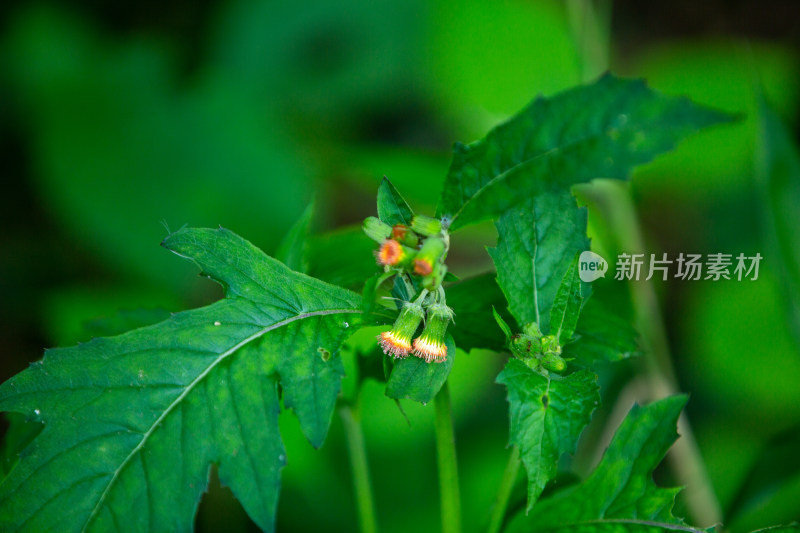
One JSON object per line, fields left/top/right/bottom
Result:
{"left": 377, "top": 301, "right": 425, "bottom": 358}
{"left": 412, "top": 303, "right": 453, "bottom": 363}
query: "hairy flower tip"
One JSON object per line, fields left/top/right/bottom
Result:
{"left": 377, "top": 302, "right": 425, "bottom": 358}
{"left": 412, "top": 303, "right": 453, "bottom": 363}
{"left": 412, "top": 336, "right": 447, "bottom": 363}
{"left": 378, "top": 239, "right": 404, "bottom": 266}
{"left": 378, "top": 330, "right": 413, "bottom": 358}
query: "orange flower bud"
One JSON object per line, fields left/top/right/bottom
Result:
{"left": 391, "top": 224, "right": 419, "bottom": 247}
{"left": 377, "top": 239, "right": 415, "bottom": 267}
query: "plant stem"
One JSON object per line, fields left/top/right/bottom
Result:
{"left": 434, "top": 381, "right": 462, "bottom": 533}
{"left": 487, "top": 446, "right": 521, "bottom": 533}
{"left": 339, "top": 403, "right": 378, "bottom": 533}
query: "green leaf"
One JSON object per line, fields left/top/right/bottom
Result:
{"left": 0, "top": 414, "right": 42, "bottom": 480}
{"left": 446, "top": 274, "right": 509, "bottom": 352}
{"left": 446, "top": 272, "right": 635, "bottom": 363}
{"left": 488, "top": 191, "right": 589, "bottom": 334}
{"left": 549, "top": 255, "right": 585, "bottom": 345}
{"left": 505, "top": 395, "right": 690, "bottom": 532}
{"left": 275, "top": 200, "right": 314, "bottom": 273}
{"left": 437, "top": 74, "right": 733, "bottom": 230}
{"left": 81, "top": 308, "right": 173, "bottom": 340}
{"left": 756, "top": 97, "right": 800, "bottom": 344}
{"left": 385, "top": 335, "right": 455, "bottom": 404}
{"left": 504, "top": 520, "right": 710, "bottom": 532}
{"left": 377, "top": 176, "right": 414, "bottom": 226}
{"left": 0, "top": 227, "right": 361, "bottom": 532}
{"left": 307, "top": 226, "right": 378, "bottom": 289}
{"left": 749, "top": 526, "right": 800, "bottom": 533}
{"left": 562, "top": 298, "right": 639, "bottom": 367}
{"left": 492, "top": 306, "right": 513, "bottom": 341}
{"left": 496, "top": 360, "right": 599, "bottom": 510}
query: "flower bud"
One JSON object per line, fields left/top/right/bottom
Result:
{"left": 542, "top": 353, "right": 567, "bottom": 373}
{"left": 377, "top": 239, "right": 416, "bottom": 267}
{"left": 363, "top": 216, "right": 392, "bottom": 243}
{"left": 378, "top": 302, "right": 425, "bottom": 358}
{"left": 422, "top": 262, "right": 447, "bottom": 290}
{"left": 391, "top": 224, "right": 419, "bottom": 247}
{"left": 511, "top": 334, "right": 541, "bottom": 359}
{"left": 540, "top": 334, "right": 562, "bottom": 357}
{"left": 412, "top": 303, "right": 453, "bottom": 363}
{"left": 411, "top": 215, "right": 443, "bottom": 237}
{"left": 413, "top": 236, "right": 446, "bottom": 276}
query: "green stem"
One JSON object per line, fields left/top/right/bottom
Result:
{"left": 487, "top": 446, "right": 521, "bottom": 533}
{"left": 339, "top": 403, "right": 378, "bottom": 533}
{"left": 434, "top": 381, "right": 462, "bottom": 533}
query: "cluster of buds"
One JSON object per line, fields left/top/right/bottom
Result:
{"left": 365, "top": 212, "right": 453, "bottom": 363}
{"left": 378, "top": 300, "right": 453, "bottom": 363}
{"left": 494, "top": 313, "right": 568, "bottom": 374}
{"left": 363, "top": 214, "right": 449, "bottom": 291}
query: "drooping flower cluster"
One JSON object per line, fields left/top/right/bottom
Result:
{"left": 378, "top": 300, "right": 453, "bottom": 363}
{"left": 364, "top": 209, "right": 453, "bottom": 363}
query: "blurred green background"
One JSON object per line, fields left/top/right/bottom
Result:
{"left": 1, "top": 1, "right": 799, "bottom": 531}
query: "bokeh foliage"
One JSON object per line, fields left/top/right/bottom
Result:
{"left": 1, "top": 1, "right": 799, "bottom": 531}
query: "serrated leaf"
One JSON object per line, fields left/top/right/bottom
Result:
{"left": 0, "top": 227, "right": 361, "bottom": 533}
{"left": 562, "top": 298, "right": 639, "bottom": 367}
{"left": 505, "top": 395, "right": 690, "bottom": 532}
{"left": 437, "top": 74, "right": 734, "bottom": 230}
{"left": 549, "top": 255, "right": 585, "bottom": 345}
{"left": 496, "top": 360, "right": 599, "bottom": 510}
{"left": 488, "top": 190, "right": 589, "bottom": 334}
{"left": 377, "top": 177, "right": 414, "bottom": 226}
{"left": 275, "top": 200, "right": 314, "bottom": 273}
{"left": 385, "top": 335, "right": 455, "bottom": 404}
